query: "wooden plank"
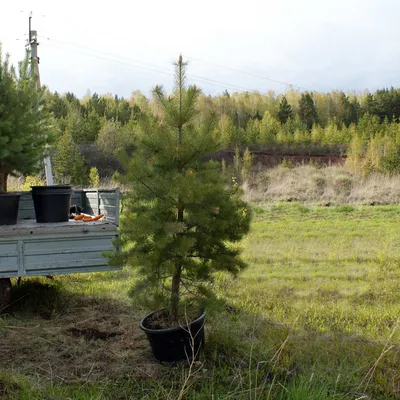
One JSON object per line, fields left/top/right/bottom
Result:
{"left": 83, "top": 188, "right": 118, "bottom": 192}
{"left": 18, "top": 210, "right": 35, "bottom": 220}
{"left": 25, "top": 254, "right": 112, "bottom": 270}
{"left": 0, "top": 256, "right": 18, "bottom": 269}
{"left": 0, "top": 242, "right": 19, "bottom": 255}
{"left": 0, "top": 240, "right": 19, "bottom": 275}
{"left": 2, "top": 219, "right": 116, "bottom": 231}
{"left": 0, "top": 268, "right": 19, "bottom": 278}
{"left": 85, "top": 199, "right": 116, "bottom": 207}
{"left": 24, "top": 239, "right": 114, "bottom": 253}
{"left": 84, "top": 199, "right": 117, "bottom": 208}
{"left": 25, "top": 259, "right": 109, "bottom": 272}
{"left": 99, "top": 193, "right": 119, "bottom": 200}
{"left": 24, "top": 265, "right": 120, "bottom": 276}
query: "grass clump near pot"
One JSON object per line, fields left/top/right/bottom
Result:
{"left": 109, "top": 57, "right": 251, "bottom": 327}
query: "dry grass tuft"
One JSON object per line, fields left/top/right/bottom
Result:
{"left": 244, "top": 165, "right": 400, "bottom": 205}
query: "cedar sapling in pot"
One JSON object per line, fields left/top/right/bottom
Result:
{"left": 0, "top": 45, "right": 54, "bottom": 224}
{"left": 109, "top": 57, "right": 251, "bottom": 362}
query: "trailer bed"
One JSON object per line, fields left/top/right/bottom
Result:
{"left": 0, "top": 189, "right": 120, "bottom": 279}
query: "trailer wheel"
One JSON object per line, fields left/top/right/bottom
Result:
{"left": 0, "top": 278, "right": 12, "bottom": 312}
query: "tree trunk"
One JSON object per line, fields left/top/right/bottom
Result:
{"left": 171, "top": 56, "right": 185, "bottom": 322}
{"left": 171, "top": 206, "right": 184, "bottom": 321}
{"left": 0, "top": 170, "right": 8, "bottom": 193}
{"left": 171, "top": 263, "right": 182, "bottom": 323}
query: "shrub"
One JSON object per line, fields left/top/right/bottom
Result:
{"left": 281, "top": 157, "right": 295, "bottom": 169}
{"left": 312, "top": 174, "right": 327, "bottom": 193}
{"left": 89, "top": 167, "right": 100, "bottom": 188}
{"left": 21, "top": 175, "right": 46, "bottom": 191}
{"left": 333, "top": 175, "right": 353, "bottom": 195}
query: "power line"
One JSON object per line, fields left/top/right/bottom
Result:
{"left": 42, "top": 40, "right": 176, "bottom": 77}
{"left": 21, "top": 9, "right": 321, "bottom": 93}
{"left": 39, "top": 36, "right": 176, "bottom": 75}
{"left": 183, "top": 53, "right": 318, "bottom": 93}
{"left": 40, "top": 37, "right": 261, "bottom": 93}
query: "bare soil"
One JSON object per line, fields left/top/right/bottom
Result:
{"left": 0, "top": 283, "right": 166, "bottom": 384}
{"left": 143, "top": 308, "right": 203, "bottom": 330}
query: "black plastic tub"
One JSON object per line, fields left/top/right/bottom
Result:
{"left": 0, "top": 193, "right": 20, "bottom": 225}
{"left": 140, "top": 310, "right": 206, "bottom": 363}
{"left": 31, "top": 185, "right": 72, "bottom": 223}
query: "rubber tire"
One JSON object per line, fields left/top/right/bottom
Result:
{"left": 0, "top": 278, "right": 12, "bottom": 312}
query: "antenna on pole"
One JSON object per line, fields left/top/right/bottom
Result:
{"left": 27, "top": 12, "right": 54, "bottom": 185}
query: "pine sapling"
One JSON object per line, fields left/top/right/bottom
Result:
{"left": 109, "top": 56, "right": 251, "bottom": 324}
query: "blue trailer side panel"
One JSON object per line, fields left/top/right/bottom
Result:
{"left": 0, "top": 189, "right": 121, "bottom": 279}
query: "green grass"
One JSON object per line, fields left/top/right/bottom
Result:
{"left": 235, "top": 203, "right": 400, "bottom": 338}
{"left": 0, "top": 203, "right": 399, "bottom": 399}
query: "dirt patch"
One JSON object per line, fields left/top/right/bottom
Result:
{"left": 0, "top": 294, "right": 166, "bottom": 384}
{"left": 68, "top": 327, "right": 122, "bottom": 341}
{"left": 143, "top": 308, "right": 203, "bottom": 330}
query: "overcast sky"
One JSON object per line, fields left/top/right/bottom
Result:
{"left": 1, "top": 0, "right": 399, "bottom": 98}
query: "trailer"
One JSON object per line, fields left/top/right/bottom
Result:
{"left": 0, "top": 189, "right": 121, "bottom": 308}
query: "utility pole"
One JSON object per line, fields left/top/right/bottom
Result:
{"left": 27, "top": 12, "right": 54, "bottom": 185}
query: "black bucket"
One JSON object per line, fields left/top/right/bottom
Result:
{"left": 140, "top": 310, "right": 206, "bottom": 363}
{"left": 31, "top": 185, "right": 72, "bottom": 223}
{"left": 0, "top": 193, "right": 20, "bottom": 225}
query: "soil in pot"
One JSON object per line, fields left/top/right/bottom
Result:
{"left": 0, "top": 193, "right": 20, "bottom": 225}
{"left": 140, "top": 309, "right": 206, "bottom": 363}
{"left": 31, "top": 185, "right": 72, "bottom": 223}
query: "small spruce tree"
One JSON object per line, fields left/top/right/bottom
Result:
{"left": 110, "top": 57, "right": 251, "bottom": 322}
{"left": 277, "top": 96, "right": 292, "bottom": 124}
{"left": 298, "top": 92, "right": 318, "bottom": 130}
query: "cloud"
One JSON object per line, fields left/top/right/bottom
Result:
{"left": 2, "top": 0, "right": 399, "bottom": 96}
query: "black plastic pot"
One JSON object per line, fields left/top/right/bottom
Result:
{"left": 0, "top": 193, "right": 20, "bottom": 225}
{"left": 31, "top": 185, "right": 72, "bottom": 223}
{"left": 140, "top": 310, "right": 206, "bottom": 363}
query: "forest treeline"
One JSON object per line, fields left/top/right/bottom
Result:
{"left": 45, "top": 87, "right": 400, "bottom": 184}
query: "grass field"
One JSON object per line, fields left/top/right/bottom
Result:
{"left": 0, "top": 203, "right": 399, "bottom": 399}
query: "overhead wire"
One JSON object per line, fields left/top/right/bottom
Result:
{"left": 39, "top": 36, "right": 275, "bottom": 93}
{"left": 183, "top": 53, "right": 318, "bottom": 93}
{"left": 42, "top": 40, "right": 175, "bottom": 78}
{"left": 39, "top": 36, "right": 176, "bottom": 74}
{"left": 21, "top": 9, "right": 322, "bottom": 93}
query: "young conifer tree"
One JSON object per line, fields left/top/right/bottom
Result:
{"left": 110, "top": 57, "right": 251, "bottom": 322}
{"left": 0, "top": 47, "right": 54, "bottom": 192}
